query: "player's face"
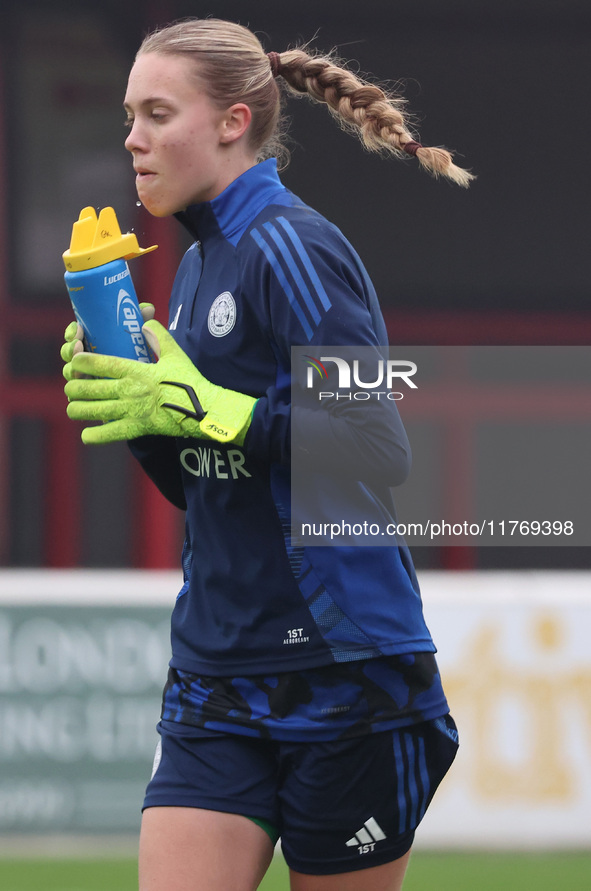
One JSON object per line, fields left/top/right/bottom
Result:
{"left": 124, "top": 53, "right": 231, "bottom": 217}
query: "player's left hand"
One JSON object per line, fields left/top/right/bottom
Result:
{"left": 64, "top": 319, "right": 257, "bottom": 446}
{"left": 60, "top": 321, "right": 86, "bottom": 381}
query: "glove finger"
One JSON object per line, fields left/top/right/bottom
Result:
{"left": 64, "top": 321, "right": 83, "bottom": 342}
{"left": 142, "top": 324, "right": 161, "bottom": 360}
{"left": 142, "top": 319, "right": 179, "bottom": 361}
{"left": 60, "top": 337, "right": 84, "bottom": 364}
{"left": 139, "top": 302, "right": 156, "bottom": 322}
{"left": 63, "top": 362, "right": 78, "bottom": 383}
{"left": 65, "top": 377, "right": 121, "bottom": 402}
{"left": 70, "top": 350, "right": 138, "bottom": 380}
{"left": 81, "top": 419, "right": 140, "bottom": 445}
{"left": 62, "top": 346, "right": 89, "bottom": 382}
{"left": 67, "top": 397, "right": 127, "bottom": 422}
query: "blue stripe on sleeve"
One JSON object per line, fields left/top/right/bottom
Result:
{"left": 250, "top": 228, "right": 314, "bottom": 340}
{"left": 276, "top": 217, "right": 332, "bottom": 311}
{"left": 262, "top": 222, "right": 322, "bottom": 325}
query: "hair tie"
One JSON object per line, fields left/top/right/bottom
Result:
{"left": 403, "top": 141, "right": 422, "bottom": 157}
{"left": 267, "top": 52, "right": 282, "bottom": 78}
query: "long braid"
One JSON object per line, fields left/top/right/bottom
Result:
{"left": 273, "top": 49, "right": 474, "bottom": 187}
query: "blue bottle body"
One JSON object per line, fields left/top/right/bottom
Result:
{"left": 65, "top": 258, "right": 151, "bottom": 363}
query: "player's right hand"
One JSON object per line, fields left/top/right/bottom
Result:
{"left": 60, "top": 321, "right": 85, "bottom": 381}
{"left": 64, "top": 319, "right": 257, "bottom": 446}
{"left": 60, "top": 303, "right": 156, "bottom": 381}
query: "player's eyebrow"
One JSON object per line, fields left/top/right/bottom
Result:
{"left": 123, "top": 97, "right": 174, "bottom": 111}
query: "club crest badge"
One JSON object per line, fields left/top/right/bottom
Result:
{"left": 208, "top": 291, "right": 236, "bottom": 337}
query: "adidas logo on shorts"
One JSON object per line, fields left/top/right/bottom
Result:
{"left": 346, "top": 817, "right": 387, "bottom": 853}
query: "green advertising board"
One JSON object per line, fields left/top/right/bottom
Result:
{"left": 0, "top": 572, "right": 175, "bottom": 834}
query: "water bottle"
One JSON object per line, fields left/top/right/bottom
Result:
{"left": 63, "top": 206, "right": 158, "bottom": 362}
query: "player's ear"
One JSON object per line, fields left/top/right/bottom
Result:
{"left": 220, "top": 103, "right": 251, "bottom": 144}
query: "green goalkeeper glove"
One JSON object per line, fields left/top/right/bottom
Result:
{"left": 60, "top": 303, "right": 156, "bottom": 382}
{"left": 60, "top": 321, "right": 85, "bottom": 381}
{"left": 64, "top": 319, "right": 257, "bottom": 446}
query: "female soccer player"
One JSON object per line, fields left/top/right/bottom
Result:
{"left": 62, "top": 18, "right": 471, "bottom": 891}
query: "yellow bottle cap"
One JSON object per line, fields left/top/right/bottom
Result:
{"left": 63, "top": 206, "right": 158, "bottom": 271}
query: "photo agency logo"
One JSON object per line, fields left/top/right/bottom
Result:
{"left": 303, "top": 352, "right": 418, "bottom": 401}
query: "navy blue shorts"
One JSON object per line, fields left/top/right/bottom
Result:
{"left": 144, "top": 715, "right": 458, "bottom": 876}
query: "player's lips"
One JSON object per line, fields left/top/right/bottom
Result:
{"left": 135, "top": 167, "right": 157, "bottom": 179}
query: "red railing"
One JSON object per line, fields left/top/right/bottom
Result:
{"left": 1, "top": 304, "right": 589, "bottom": 569}
{"left": 1, "top": 26, "right": 589, "bottom": 568}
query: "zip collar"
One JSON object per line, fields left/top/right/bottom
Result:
{"left": 174, "top": 158, "right": 290, "bottom": 247}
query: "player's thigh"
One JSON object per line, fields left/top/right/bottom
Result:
{"left": 139, "top": 806, "right": 275, "bottom": 891}
{"left": 289, "top": 849, "right": 412, "bottom": 891}
{"left": 279, "top": 715, "right": 458, "bottom": 878}
{"left": 140, "top": 721, "right": 280, "bottom": 890}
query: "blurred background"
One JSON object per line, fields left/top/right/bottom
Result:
{"left": 0, "top": 0, "right": 590, "bottom": 880}
{"left": 0, "top": 0, "right": 590, "bottom": 571}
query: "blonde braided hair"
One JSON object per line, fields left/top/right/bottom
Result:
{"left": 272, "top": 49, "right": 474, "bottom": 187}
{"left": 137, "top": 19, "right": 474, "bottom": 187}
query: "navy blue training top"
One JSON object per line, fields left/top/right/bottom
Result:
{"left": 131, "top": 160, "right": 439, "bottom": 683}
